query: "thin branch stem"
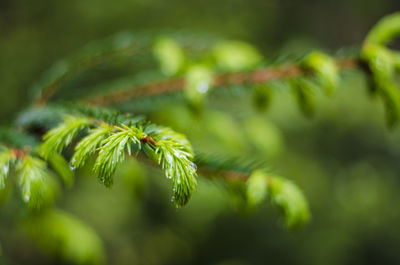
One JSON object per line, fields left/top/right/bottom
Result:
{"left": 137, "top": 154, "right": 250, "bottom": 183}
{"left": 82, "top": 57, "right": 361, "bottom": 106}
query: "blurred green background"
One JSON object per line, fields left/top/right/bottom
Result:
{"left": 1, "top": 0, "right": 400, "bottom": 265}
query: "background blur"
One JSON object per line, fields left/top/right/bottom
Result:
{"left": 1, "top": 0, "right": 400, "bottom": 264}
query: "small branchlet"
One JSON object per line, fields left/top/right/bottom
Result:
{"left": 184, "top": 64, "right": 213, "bottom": 108}
{"left": 212, "top": 40, "right": 263, "bottom": 71}
{"left": 71, "top": 123, "right": 114, "bottom": 169}
{"left": 4, "top": 12, "right": 399, "bottom": 228}
{"left": 153, "top": 37, "right": 186, "bottom": 76}
{"left": 40, "top": 113, "right": 198, "bottom": 207}
{"left": 246, "top": 170, "right": 310, "bottom": 229}
{"left": 268, "top": 175, "right": 310, "bottom": 229}
{"left": 93, "top": 125, "right": 144, "bottom": 187}
{"left": 193, "top": 153, "right": 309, "bottom": 228}
{"left": 40, "top": 116, "right": 91, "bottom": 159}
{"left": 362, "top": 12, "right": 400, "bottom": 127}
{"left": 365, "top": 12, "right": 400, "bottom": 46}
{"left": 17, "top": 155, "right": 59, "bottom": 210}
{"left": 0, "top": 144, "right": 70, "bottom": 209}
{"left": 150, "top": 127, "right": 197, "bottom": 207}
{"left": 302, "top": 51, "right": 339, "bottom": 95}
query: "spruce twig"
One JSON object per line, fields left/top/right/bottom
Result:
{"left": 82, "top": 58, "right": 360, "bottom": 106}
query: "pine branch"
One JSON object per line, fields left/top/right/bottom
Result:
{"left": 39, "top": 112, "right": 198, "bottom": 207}
{"left": 71, "top": 123, "right": 114, "bottom": 169}
{"left": 148, "top": 127, "right": 197, "bottom": 206}
{"left": 194, "top": 152, "right": 266, "bottom": 182}
{"left": 40, "top": 116, "right": 91, "bottom": 160}
{"left": 0, "top": 145, "right": 77, "bottom": 208}
{"left": 93, "top": 124, "right": 144, "bottom": 187}
{"left": 33, "top": 33, "right": 152, "bottom": 106}
{"left": 194, "top": 153, "right": 310, "bottom": 229}
{"left": 361, "top": 12, "right": 400, "bottom": 127}
{"left": 246, "top": 170, "right": 310, "bottom": 229}
{"left": 0, "top": 127, "right": 76, "bottom": 207}
{"left": 33, "top": 32, "right": 221, "bottom": 106}
{"left": 3, "top": 12, "right": 399, "bottom": 227}
{"left": 16, "top": 155, "right": 59, "bottom": 209}
{"left": 82, "top": 57, "right": 359, "bottom": 106}
{"left": 10, "top": 104, "right": 311, "bottom": 224}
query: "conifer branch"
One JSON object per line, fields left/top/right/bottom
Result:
{"left": 193, "top": 153, "right": 310, "bottom": 228}
{"left": 40, "top": 116, "right": 91, "bottom": 160}
{"left": 82, "top": 57, "right": 360, "bottom": 106}
{"left": 3, "top": 13, "right": 399, "bottom": 230}
{"left": 71, "top": 123, "right": 114, "bottom": 169}
{"left": 39, "top": 113, "right": 198, "bottom": 207}
{"left": 17, "top": 155, "right": 58, "bottom": 209}
{"left": 194, "top": 152, "right": 264, "bottom": 182}
{"left": 33, "top": 35, "right": 150, "bottom": 106}
{"left": 33, "top": 33, "right": 219, "bottom": 106}
{"left": 93, "top": 124, "right": 144, "bottom": 187}
{"left": 246, "top": 170, "right": 310, "bottom": 229}
{"left": 0, "top": 144, "right": 71, "bottom": 209}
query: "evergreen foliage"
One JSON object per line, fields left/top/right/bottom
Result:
{"left": 26, "top": 209, "right": 105, "bottom": 265}
{"left": 37, "top": 112, "right": 198, "bottom": 207}
{"left": 17, "top": 155, "right": 59, "bottom": 209}
{"left": 1, "top": 12, "right": 400, "bottom": 264}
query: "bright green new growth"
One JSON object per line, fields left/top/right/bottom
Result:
{"left": 303, "top": 51, "right": 339, "bottom": 95}
{"left": 362, "top": 44, "right": 400, "bottom": 126}
{"left": 212, "top": 40, "right": 263, "bottom": 71}
{"left": 40, "top": 116, "right": 91, "bottom": 159}
{"left": 362, "top": 44, "right": 395, "bottom": 79}
{"left": 17, "top": 155, "right": 58, "bottom": 209}
{"left": 71, "top": 123, "right": 114, "bottom": 168}
{"left": 0, "top": 143, "right": 74, "bottom": 207}
{"left": 153, "top": 37, "right": 186, "bottom": 76}
{"left": 93, "top": 125, "right": 144, "bottom": 187}
{"left": 246, "top": 170, "right": 310, "bottom": 229}
{"left": 152, "top": 128, "right": 197, "bottom": 207}
{"left": 184, "top": 64, "right": 213, "bottom": 106}
{"left": 26, "top": 209, "right": 105, "bottom": 265}
{"left": 246, "top": 169, "right": 268, "bottom": 206}
{"left": 362, "top": 13, "right": 400, "bottom": 127}
{"left": 7, "top": 12, "right": 399, "bottom": 235}
{"left": 268, "top": 176, "right": 310, "bottom": 229}
{"left": 365, "top": 12, "right": 400, "bottom": 45}
{"left": 3, "top": 13, "right": 400, "bottom": 264}
{"left": 40, "top": 114, "right": 198, "bottom": 206}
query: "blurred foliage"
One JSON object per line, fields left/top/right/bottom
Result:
{"left": 25, "top": 209, "right": 105, "bottom": 265}
{"left": 1, "top": 0, "right": 400, "bottom": 265}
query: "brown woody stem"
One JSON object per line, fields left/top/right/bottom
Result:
{"left": 82, "top": 58, "right": 361, "bottom": 106}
